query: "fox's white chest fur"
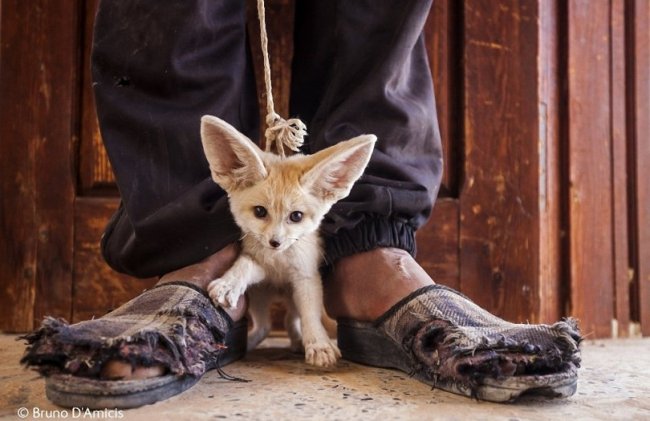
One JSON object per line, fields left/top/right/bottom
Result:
{"left": 243, "top": 231, "right": 322, "bottom": 285}
{"left": 199, "top": 115, "right": 375, "bottom": 367}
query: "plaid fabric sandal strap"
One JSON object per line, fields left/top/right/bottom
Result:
{"left": 338, "top": 285, "right": 582, "bottom": 402}
{"left": 21, "top": 281, "right": 236, "bottom": 378}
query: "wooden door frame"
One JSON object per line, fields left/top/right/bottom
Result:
{"left": 458, "top": 0, "right": 562, "bottom": 324}
{"left": 0, "top": 0, "right": 80, "bottom": 332}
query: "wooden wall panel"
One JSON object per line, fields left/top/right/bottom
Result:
{"left": 0, "top": 2, "right": 38, "bottom": 332}
{"left": 565, "top": 0, "right": 614, "bottom": 338}
{"left": 72, "top": 198, "right": 157, "bottom": 322}
{"left": 538, "top": 0, "right": 562, "bottom": 323}
{"left": 630, "top": 0, "right": 650, "bottom": 336}
{"left": 416, "top": 1, "right": 463, "bottom": 289}
{"left": 461, "top": 0, "right": 544, "bottom": 322}
{"left": 79, "top": 0, "right": 116, "bottom": 194}
{"left": 0, "top": 0, "right": 79, "bottom": 332}
{"left": 425, "top": 0, "right": 462, "bottom": 197}
{"left": 416, "top": 199, "right": 460, "bottom": 290}
{"left": 611, "top": 0, "right": 631, "bottom": 337}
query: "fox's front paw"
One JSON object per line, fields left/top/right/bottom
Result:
{"left": 207, "top": 277, "right": 246, "bottom": 308}
{"left": 304, "top": 339, "right": 341, "bottom": 368}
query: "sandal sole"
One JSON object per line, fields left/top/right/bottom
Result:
{"left": 45, "top": 319, "right": 248, "bottom": 409}
{"left": 338, "top": 320, "right": 578, "bottom": 403}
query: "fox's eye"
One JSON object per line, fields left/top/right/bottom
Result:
{"left": 253, "top": 206, "right": 268, "bottom": 218}
{"left": 289, "top": 211, "right": 303, "bottom": 223}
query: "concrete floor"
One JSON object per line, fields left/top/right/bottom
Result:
{"left": 1, "top": 335, "right": 649, "bottom": 420}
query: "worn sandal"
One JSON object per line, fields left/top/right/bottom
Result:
{"left": 21, "top": 282, "right": 247, "bottom": 409}
{"left": 338, "top": 285, "right": 581, "bottom": 402}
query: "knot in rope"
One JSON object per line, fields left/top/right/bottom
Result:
{"left": 264, "top": 112, "right": 307, "bottom": 157}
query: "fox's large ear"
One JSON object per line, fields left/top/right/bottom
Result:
{"left": 302, "top": 135, "right": 376, "bottom": 203}
{"left": 200, "top": 115, "right": 267, "bottom": 192}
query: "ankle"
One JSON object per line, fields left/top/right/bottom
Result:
{"left": 158, "top": 243, "right": 247, "bottom": 321}
{"left": 324, "top": 247, "right": 434, "bottom": 321}
{"left": 158, "top": 243, "right": 240, "bottom": 289}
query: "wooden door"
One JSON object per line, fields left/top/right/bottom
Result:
{"left": 2, "top": 0, "right": 649, "bottom": 338}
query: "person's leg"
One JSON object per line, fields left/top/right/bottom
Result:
{"left": 93, "top": 0, "right": 259, "bottom": 279}
{"left": 290, "top": 0, "right": 442, "bottom": 320}
{"left": 290, "top": 0, "right": 581, "bottom": 402}
{"left": 92, "top": 0, "right": 258, "bottom": 380}
{"left": 22, "top": 0, "right": 256, "bottom": 401}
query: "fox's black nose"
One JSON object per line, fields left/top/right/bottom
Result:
{"left": 269, "top": 239, "right": 281, "bottom": 248}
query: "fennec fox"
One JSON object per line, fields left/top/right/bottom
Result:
{"left": 200, "top": 115, "right": 376, "bottom": 367}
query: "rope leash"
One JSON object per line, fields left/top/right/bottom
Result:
{"left": 257, "top": 0, "right": 307, "bottom": 157}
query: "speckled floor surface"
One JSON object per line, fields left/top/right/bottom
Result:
{"left": 1, "top": 334, "right": 649, "bottom": 420}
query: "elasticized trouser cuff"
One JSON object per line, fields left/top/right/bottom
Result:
{"left": 324, "top": 217, "right": 416, "bottom": 266}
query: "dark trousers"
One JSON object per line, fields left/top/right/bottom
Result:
{"left": 93, "top": 0, "right": 443, "bottom": 278}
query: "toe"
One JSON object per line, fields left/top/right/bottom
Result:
{"left": 100, "top": 360, "right": 166, "bottom": 380}
{"left": 131, "top": 365, "right": 166, "bottom": 379}
{"left": 101, "top": 360, "right": 133, "bottom": 380}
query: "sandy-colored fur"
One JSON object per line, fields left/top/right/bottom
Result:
{"left": 200, "top": 115, "right": 376, "bottom": 367}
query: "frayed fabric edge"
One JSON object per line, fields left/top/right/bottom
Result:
{"left": 20, "top": 311, "right": 228, "bottom": 380}
{"left": 18, "top": 283, "right": 232, "bottom": 378}
{"left": 405, "top": 317, "right": 583, "bottom": 396}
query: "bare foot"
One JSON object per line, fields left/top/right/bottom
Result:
{"left": 325, "top": 247, "right": 434, "bottom": 321}
{"left": 101, "top": 243, "right": 246, "bottom": 380}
